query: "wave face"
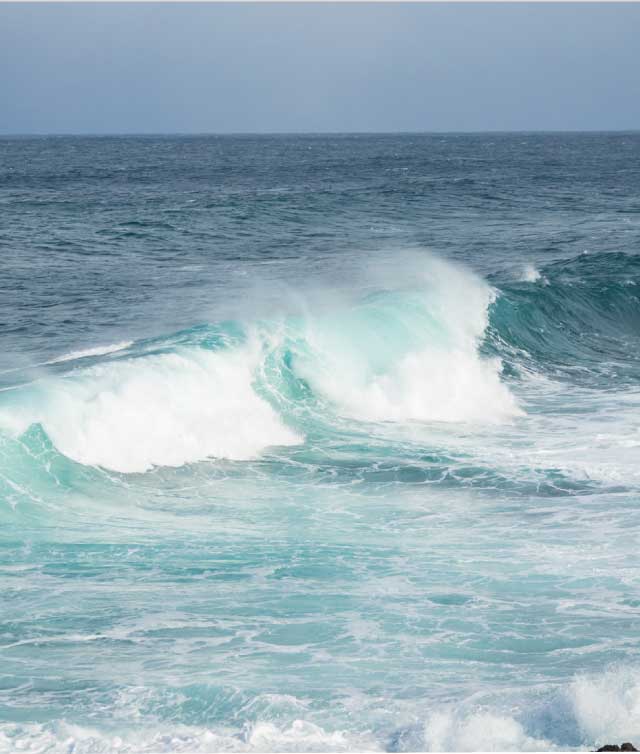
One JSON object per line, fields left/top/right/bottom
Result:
{"left": 488, "top": 252, "right": 640, "bottom": 385}
{"left": 2, "top": 133, "right": 640, "bottom": 752}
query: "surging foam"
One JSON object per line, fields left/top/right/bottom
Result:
{"left": 419, "top": 664, "right": 640, "bottom": 752}
{"left": 0, "top": 666, "right": 639, "bottom": 752}
{"left": 422, "top": 710, "right": 550, "bottom": 752}
{"left": 304, "top": 345, "right": 520, "bottom": 425}
{"left": 292, "top": 257, "right": 522, "bottom": 424}
{"left": 0, "top": 719, "right": 379, "bottom": 754}
{"left": 570, "top": 665, "right": 640, "bottom": 746}
{"left": 0, "top": 346, "right": 301, "bottom": 473}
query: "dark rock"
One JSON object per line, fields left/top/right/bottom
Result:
{"left": 596, "top": 745, "right": 638, "bottom": 752}
{"left": 597, "top": 747, "right": 620, "bottom": 752}
{"left": 621, "top": 745, "right": 638, "bottom": 752}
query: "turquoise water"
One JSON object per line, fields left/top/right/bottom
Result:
{"left": 1, "top": 134, "right": 639, "bottom": 752}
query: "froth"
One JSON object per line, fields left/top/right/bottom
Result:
{"left": 0, "top": 347, "right": 300, "bottom": 473}
{"left": 570, "top": 665, "right": 640, "bottom": 746}
{"left": 419, "top": 664, "right": 640, "bottom": 752}
{"left": 294, "top": 257, "right": 522, "bottom": 424}
{"left": 0, "top": 719, "right": 379, "bottom": 753}
{"left": 422, "top": 710, "right": 549, "bottom": 752}
{"left": 0, "top": 666, "right": 639, "bottom": 752}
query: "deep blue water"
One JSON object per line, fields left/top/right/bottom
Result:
{"left": 1, "top": 133, "right": 639, "bottom": 752}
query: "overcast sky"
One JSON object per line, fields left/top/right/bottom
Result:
{"left": 1, "top": 2, "right": 639, "bottom": 134}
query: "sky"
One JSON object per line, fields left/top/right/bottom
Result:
{"left": 1, "top": 2, "right": 639, "bottom": 134}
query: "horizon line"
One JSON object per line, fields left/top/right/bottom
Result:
{"left": 3, "top": 128, "right": 640, "bottom": 138}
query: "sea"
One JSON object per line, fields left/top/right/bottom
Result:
{"left": 0, "top": 133, "right": 639, "bottom": 753}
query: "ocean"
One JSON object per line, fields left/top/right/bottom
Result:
{"left": 0, "top": 133, "right": 639, "bottom": 752}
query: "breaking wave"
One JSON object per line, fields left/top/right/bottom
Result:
{"left": 0, "top": 256, "right": 521, "bottom": 473}
{"left": 0, "top": 251, "right": 638, "bottom": 474}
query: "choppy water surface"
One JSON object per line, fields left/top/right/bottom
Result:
{"left": 1, "top": 133, "right": 639, "bottom": 752}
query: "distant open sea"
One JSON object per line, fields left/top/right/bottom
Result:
{"left": 1, "top": 133, "right": 639, "bottom": 752}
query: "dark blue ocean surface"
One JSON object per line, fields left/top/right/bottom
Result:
{"left": 1, "top": 134, "right": 639, "bottom": 752}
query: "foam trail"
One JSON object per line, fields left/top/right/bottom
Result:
{"left": 0, "top": 341, "right": 133, "bottom": 377}
{"left": 48, "top": 341, "right": 134, "bottom": 364}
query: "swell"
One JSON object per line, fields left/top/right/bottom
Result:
{"left": 487, "top": 252, "right": 640, "bottom": 385}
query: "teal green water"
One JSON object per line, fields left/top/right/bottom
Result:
{"left": 1, "top": 134, "right": 639, "bottom": 752}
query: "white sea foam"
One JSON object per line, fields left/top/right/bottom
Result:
{"left": 295, "top": 257, "right": 522, "bottom": 425}
{"left": 0, "top": 719, "right": 379, "bottom": 753}
{"left": 422, "top": 709, "right": 550, "bottom": 751}
{"left": 419, "top": 665, "right": 640, "bottom": 752}
{"left": 312, "top": 345, "right": 520, "bottom": 425}
{"left": 0, "top": 346, "right": 300, "bottom": 473}
{"left": 570, "top": 665, "right": 640, "bottom": 747}
{"left": 1, "top": 666, "right": 639, "bottom": 752}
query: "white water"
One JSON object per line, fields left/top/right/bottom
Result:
{"left": 0, "top": 346, "right": 301, "bottom": 473}
{"left": 1, "top": 665, "right": 638, "bottom": 752}
{"left": 294, "top": 257, "right": 521, "bottom": 424}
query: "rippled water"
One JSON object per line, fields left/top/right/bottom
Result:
{"left": 1, "top": 133, "right": 639, "bottom": 752}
